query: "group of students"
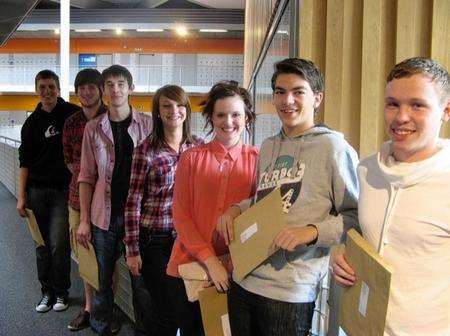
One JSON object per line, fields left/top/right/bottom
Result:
{"left": 16, "top": 56, "right": 449, "bottom": 336}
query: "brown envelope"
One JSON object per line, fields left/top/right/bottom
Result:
{"left": 339, "top": 229, "right": 394, "bottom": 336}
{"left": 77, "top": 241, "right": 100, "bottom": 291}
{"left": 198, "top": 286, "right": 230, "bottom": 336}
{"left": 228, "top": 187, "right": 285, "bottom": 282}
{"left": 25, "top": 208, "right": 45, "bottom": 246}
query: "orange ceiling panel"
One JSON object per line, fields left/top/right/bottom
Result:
{"left": 0, "top": 38, "right": 243, "bottom": 54}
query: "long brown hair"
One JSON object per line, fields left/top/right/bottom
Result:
{"left": 148, "top": 85, "right": 194, "bottom": 150}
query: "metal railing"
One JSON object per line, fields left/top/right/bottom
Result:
{"left": 0, "top": 135, "right": 20, "bottom": 198}
{"left": 0, "top": 64, "right": 244, "bottom": 92}
{"left": 0, "top": 131, "right": 136, "bottom": 321}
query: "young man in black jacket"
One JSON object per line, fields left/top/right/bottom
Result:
{"left": 17, "top": 69, "right": 79, "bottom": 313}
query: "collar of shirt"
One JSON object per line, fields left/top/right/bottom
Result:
{"left": 96, "top": 106, "right": 138, "bottom": 143}
{"left": 209, "top": 138, "right": 243, "bottom": 163}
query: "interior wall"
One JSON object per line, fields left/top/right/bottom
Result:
{"left": 297, "top": 0, "right": 450, "bottom": 157}
{"left": 244, "top": 0, "right": 450, "bottom": 158}
{"left": 243, "top": 0, "right": 278, "bottom": 87}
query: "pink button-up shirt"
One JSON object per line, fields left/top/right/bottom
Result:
{"left": 78, "top": 108, "right": 152, "bottom": 230}
{"left": 167, "top": 139, "right": 258, "bottom": 277}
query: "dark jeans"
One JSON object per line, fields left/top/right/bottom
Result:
{"left": 140, "top": 230, "right": 178, "bottom": 336}
{"left": 26, "top": 187, "right": 71, "bottom": 298}
{"left": 228, "top": 280, "right": 315, "bottom": 336}
{"left": 130, "top": 273, "right": 158, "bottom": 336}
{"left": 91, "top": 215, "right": 153, "bottom": 336}
{"left": 166, "top": 275, "right": 204, "bottom": 336}
{"left": 91, "top": 216, "right": 123, "bottom": 335}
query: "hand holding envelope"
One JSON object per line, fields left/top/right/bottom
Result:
{"left": 198, "top": 286, "right": 231, "bottom": 336}
{"left": 270, "top": 224, "right": 319, "bottom": 253}
{"left": 77, "top": 240, "right": 99, "bottom": 291}
{"left": 338, "top": 229, "right": 393, "bottom": 336}
{"left": 228, "top": 187, "right": 286, "bottom": 282}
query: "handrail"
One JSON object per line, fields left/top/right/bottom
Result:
{"left": 0, "top": 135, "right": 21, "bottom": 146}
{"left": 247, "top": 0, "right": 291, "bottom": 91}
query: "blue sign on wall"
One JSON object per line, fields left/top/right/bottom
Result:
{"left": 79, "top": 54, "right": 97, "bottom": 68}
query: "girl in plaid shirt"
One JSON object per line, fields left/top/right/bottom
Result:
{"left": 124, "top": 85, "right": 203, "bottom": 335}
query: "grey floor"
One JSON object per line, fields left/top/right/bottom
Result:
{"left": 0, "top": 182, "right": 135, "bottom": 336}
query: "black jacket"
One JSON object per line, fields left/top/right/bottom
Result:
{"left": 19, "top": 97, "right": 79, "bottom": 188}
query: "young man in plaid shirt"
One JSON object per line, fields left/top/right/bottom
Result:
{"left": 63, "top": 68, "right": 106, "bottom": 331}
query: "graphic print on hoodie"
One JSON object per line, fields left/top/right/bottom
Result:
{"left": 258, "top": 155, "right": 305, "bottom": 214}
{"left": 237, "top": 125, "right": 360, "bottom": 303}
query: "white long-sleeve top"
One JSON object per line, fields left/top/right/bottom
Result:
{"left": 358, "top": 139, "right": 450, "bottom": 336}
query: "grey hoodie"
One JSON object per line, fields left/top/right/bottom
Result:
{"left": 236, "top": 126, "right": 359, "bottom": 303}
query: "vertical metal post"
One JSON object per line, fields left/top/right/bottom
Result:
{"left": 60, "top": 0, "right": 70, "bottom": 100}
{"left": 289, "top": 0, "right": 300, "bottom": 57}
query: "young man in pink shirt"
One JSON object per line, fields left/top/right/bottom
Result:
{"left": 77, "top": 65, "right": 152, "bottom": 335}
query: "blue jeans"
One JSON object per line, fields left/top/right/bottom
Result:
{"left": 26, "top": 187, "right": 71, "bottom": 298}
{"left": 91, "top": 215, "right": 153, "bottom": 336}
{"left": 228, "top": 280, "right": 315, "bottom": 336}
{"left": 91, "top": 215, "right": 124, "bottom": 335}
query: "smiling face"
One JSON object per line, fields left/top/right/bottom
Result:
{"left": 273, "top": 73, "right": 323, "bottom": 137}
{"left": 212, "top": 95, "right": 247, "bottom": 148}
{"left": 103, "top": 75, "right": 133, "bottom": 109}
{"left": 384, "top": 74, "right": 450, "bottom": 162}
{"left": 37, "top": 78, "right": 60, "bottom": 112}
{"left": 77, "top": 83, "right": 102, "bottom": 109}
{"left": 158, "top": 95, "right": 187, "bottom": 131}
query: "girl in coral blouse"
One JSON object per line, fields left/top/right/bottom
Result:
{"left": 166, "top": 81, "right": 258, "bottom": 336}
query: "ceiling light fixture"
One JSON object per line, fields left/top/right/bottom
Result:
{"left": 199, "top": 29, "right": 228, "bottom": 33}
{"left": 175, "top": 25, "right": 188, "bottom": 37}
{"left": 137, "top": 29, "right": 164, "bottom": 32}
{"left": 54, "top": 28, "right": 60, "bottom": 35}
{"left": 75, "top": 29, "right": 101, "bottom": 33}
{"left": 115, "top": 28, "right": 123, "bottom": 35}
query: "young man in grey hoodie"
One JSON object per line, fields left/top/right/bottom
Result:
{"left": 217, "top": 58, "right": 359, "bottom": 335}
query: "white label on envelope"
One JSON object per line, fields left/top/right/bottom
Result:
{"left": 240, "top": 223, "right": 258, "bottom": 243}
{"left": 358, "top": 281, "right": 370, "bottom": 317}
{"left": 221, "top": 314, "right": 231, "bottom": 336}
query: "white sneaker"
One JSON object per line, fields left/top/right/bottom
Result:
{"left": 36, "top": 294, "right": 53, "bottom": 313}
{"left": 53, "top": 296, "right": 69, "bottom": 312}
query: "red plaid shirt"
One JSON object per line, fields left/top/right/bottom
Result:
{"left": 124, "top": 136, "right": 203, "bottom": 256}
{"left": 62, "top": 105, "right": 106, "bottom": 211}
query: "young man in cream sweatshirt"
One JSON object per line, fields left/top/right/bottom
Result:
{"left": 332, "top": 57, "right": 450, "bottom": 336}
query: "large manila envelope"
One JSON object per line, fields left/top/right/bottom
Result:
{"left": 229, "top": 187, "right": 285, "bottom": 282}
{"left": 25, "top": 208, "right": 45, "bottom": 246}
{"left": 198, "top": 286, "right": 230, "bottom": 336}
{"left": 339, "top": 229, "right": 394, "bottom": 336}
{"left": 77, "top": 241, "right": 100, "bottom": 291}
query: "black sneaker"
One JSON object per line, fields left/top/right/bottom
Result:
{"left": 36, "top": 294, "right": 53, "bottom": 313}
{"left": 68, "top": 310, "right": 90, "bottom": 331}
{"left": 53, "top": 296, "right": 69, "bottom": 312}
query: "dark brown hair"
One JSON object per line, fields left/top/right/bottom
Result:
{"left": 35, "top": 69, "right": 60, "bottom": 90}
{"left": 102, "top": 64, "right": 133, "bottom": 88}
{"left": 201, "top": 80, "right": 256, "bottom": 135}
{"left": 271, "top": 58, "right": 324, "bottom": 94}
